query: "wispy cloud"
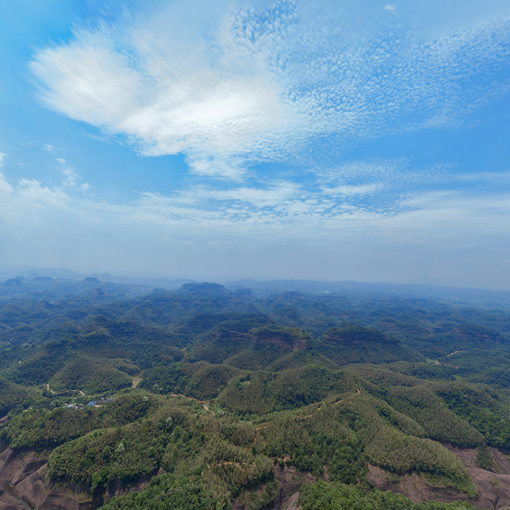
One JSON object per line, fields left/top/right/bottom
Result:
{"left": 0, "top": 152, "right": 5, "bottom": 168}
{"left": 58, "top": 166, "right": 90, "bottom": 191}
{"left": 0, "top": 173, "right": 12, "bottom": 193}
{"left": 31, "top": 13, "right": 301, "bottom": 179}
{"left": 322, "top": 184, "right": 383, "bottom": 195}
{"left": 1, "top": 171, "right": 509, "bottom": 286}
{"left": 30, "top": 0, "right": 510, "bottom": 178}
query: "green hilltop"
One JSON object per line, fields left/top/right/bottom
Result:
{"left": 1, "top": 279, "right": 510, "bottom": 508}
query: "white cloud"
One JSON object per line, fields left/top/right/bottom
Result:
{"left": 59, "top": 167, "right": 78, "bottom": 187}
{"left": 31, "top": 14, "right": 302, "bottom": 179}
{"left": 0, "top": 173, "right": 12, "bottom": 193}
{"left": 179, "top": 181, "right": 301, "bottom": 207}
{"left": 30, "top": 0, "right": 510, "bottom": 178}
{"left": 16, "top": 178, "right": 71, "bottom": 208}
{"left": 56, "top": 166, "right": 90, "bottom": 191}
{"left": 0, "top": 153, "right": 5, "bottom": 168}
{"left": 384, "top": 4, "right": 397, "bottom": 13}
{"left": 33, "top": 32, "right": 144, "bottom": 131}
{"left": 1, "top": 171, "right": 509, "bottom": 287}
{"left": 322, "top": 184, "right": 382, "bottom": 195}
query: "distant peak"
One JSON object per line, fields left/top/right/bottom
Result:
{"left": 178, "top": 282, "right": 229, "bottom": 295}
{"left": 82, "top": 276, "right": 100, "bottom": 283}
{"left": 2, "top": 277, "right": 23, "bottom": 287}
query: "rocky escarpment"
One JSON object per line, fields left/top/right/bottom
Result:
{"left": 0, "top": 447, "right": 93, "bottom": 510}
{"left": 0, "top": 447, "right": 152, "bottom": 510}
{"left": 4, "top": 443, "right": 510, "bottom": 509}
{"left": 368, "top": 447, "right": 510, "bottom": 510}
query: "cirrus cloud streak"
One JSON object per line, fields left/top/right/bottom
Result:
{"left": 30, "top": 0, "right": 510, "bottom": 178}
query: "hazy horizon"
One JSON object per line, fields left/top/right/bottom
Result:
{"left": 1, "top": 1, "right": 509, "bottom": 290}
{"left": 4, "top": 262, "right": 510, "bottom": 296}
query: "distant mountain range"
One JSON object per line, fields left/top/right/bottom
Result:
{"left": 2, "top": 264, "right": 510, "bottom": 308}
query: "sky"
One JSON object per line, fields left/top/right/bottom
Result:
{"left": 0, "top": 0, "right": 509, "bottom": 289}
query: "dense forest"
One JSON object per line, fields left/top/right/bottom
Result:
{"left": 2, "top": 276, "right": 510, "bottom": 509}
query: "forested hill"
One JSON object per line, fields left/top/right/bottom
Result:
{"left": 2, "top": 277, "right": 510, "bottom": 509}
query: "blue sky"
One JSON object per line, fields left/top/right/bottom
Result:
{"left": 0, "top": 0, "right": 509, "bottom": 288}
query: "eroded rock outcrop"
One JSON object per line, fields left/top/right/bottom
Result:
{"left": 368, "top": 447, "right": 510, "bottom": 510}
{"left": 0, "top": 448, "right": 92, "bottom": 510}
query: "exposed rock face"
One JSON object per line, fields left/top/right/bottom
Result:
{"left": 271, "top": 465, "right": 316, "bottom": 510}
{"left": 0, "top": 448, "right": 92, "bottom": 510}
{"left": 368, "top": 447, "right": 510, "bottom": 510}
{"left": 367, "top": 464, "right": 470, "bottom": 505}
{"left": 451, "top": 447, "right": 510, "bottom": 510}
{"left": 232, "top": 465, "right": 315, "bottom": 510}
{"left": 251, "top": 327, "right": 309, "bottom": 351}
{"left": 0, "top": 448, "right": 150, "bottom": 510}
{"left": 4, "top": 445, "right": 510, "bottom": 509}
